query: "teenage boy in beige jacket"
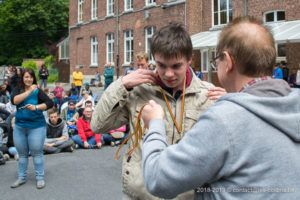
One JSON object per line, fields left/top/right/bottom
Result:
{"left": 91, "top": 23, "right": 224, "bottom": 200}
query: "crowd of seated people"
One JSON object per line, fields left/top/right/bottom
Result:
{"left": 0, "top": 68, "right": 128, "bottom": 165}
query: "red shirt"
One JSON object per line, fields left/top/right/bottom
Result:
{"left": 76, "top": 116, "right": 101, "bottom": 143}
{"left": 53, "top": 86, "right": 64, "bottom": 100}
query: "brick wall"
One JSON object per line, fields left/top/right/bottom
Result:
{"left": 287, "top": 43, "right": 300, "bottom": 70}
{"left": 69, "top": 0, "right": 186, "bottom": 77}
{"left": 189, "top": 0, "right": 300, "bottom": 86}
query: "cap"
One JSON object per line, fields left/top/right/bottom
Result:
{"left": 84, "top": 82, "right": 89, "bottom": 86}
{"left": 68, "top": 100, "right": 76, "bottom": 105}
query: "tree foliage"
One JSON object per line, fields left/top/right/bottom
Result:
{"left": 0, "top": 0, "right": 69, "bottom": 65}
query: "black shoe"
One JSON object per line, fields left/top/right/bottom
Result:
{"left": 64, "top": 146, "right": 74, "bottom": 152}
{"left": 0, "top": 151, "right": 5, "bottom": 165}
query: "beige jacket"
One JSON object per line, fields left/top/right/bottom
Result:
{"left": 91, "top": 74, "right": 214, "bottom": 200}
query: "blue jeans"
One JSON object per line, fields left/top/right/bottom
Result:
{"left": 101, "top": 134, "right": 115, "bottom": 145}
{"left": 13, "top": 125, "right": 46, "bottom": 180}
{"left": 72, "top": 135, "right": 96, "bottom": 149}
{"left": 8, "top": 147, "right": 18, "bottom": 156}
{"left": 39, "top": 79, "right": 47, "bottom": 89}
{"left": 75, "top": 86, "right": 81, "bottom": 97}
{"left": 104, "top": 82, "right": 112, "bottom": 90}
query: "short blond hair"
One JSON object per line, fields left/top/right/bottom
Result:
{"left": 136, "top": 52, "right": 149, "bottom": 62}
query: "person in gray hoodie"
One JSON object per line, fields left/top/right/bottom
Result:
{"left": 44, "top": 108, "right": 74, "bottom": 154}
{"left": 141, "top": 16, "right": 300, "bottom": 200}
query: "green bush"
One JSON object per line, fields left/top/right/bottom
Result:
{"left": 47, "top": 71, "right": 58, "bottom": 84}
{"left": 34, "top": 68, "right": 58, "bottom": 84}
{"left": 22, "top": 61, "right": 38, "bottom": 70}
{"left": 44, "top": 55, "right": 56, "bottom": 69}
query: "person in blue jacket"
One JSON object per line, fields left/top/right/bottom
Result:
{"left": 10, "top": 68, "right": 53, "bottom": 189}
{"left": 272, "top": 63, "right": 283, "bottom": 79}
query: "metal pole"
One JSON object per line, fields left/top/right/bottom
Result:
{"left": 116, "top": 0, "right": 120, "bottom": 79}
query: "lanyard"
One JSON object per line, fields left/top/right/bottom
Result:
{"left": 115, "top": 77, "right": 187, "bottom": 161}
{"left": 158, "top": 76, "right": 186, "bottom": 134}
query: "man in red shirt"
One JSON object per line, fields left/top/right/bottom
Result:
{"left": 72, "top": 107, "right": 102, "bottom": 149}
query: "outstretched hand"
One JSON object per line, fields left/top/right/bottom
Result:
{"left": 142, "top": 100, "right": 164, "bottom": 128}
{"left": 121, "top": 69, "right": 157, "bottom": 89}
{"left": 207, "top": 87, "right": 227, "bottom": 101}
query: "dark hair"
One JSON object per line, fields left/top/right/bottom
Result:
{"left": 64, "top": 90, "right": 71, "bottom": 97}
{"left": 150, "top": 22, "right": 192, "bottom": 61}
{"left": 48, "top": 107, "right": 58, "bottom": 116}
{"left": 20, "top": 68, "right": 38, "bottom": 90}
{"left": 217, "top": 16, "right": 276, "bottom": 76}
{"left": 85, "top": 100, "right": 92, "bottom": 105}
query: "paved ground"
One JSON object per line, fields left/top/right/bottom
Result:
{"left": 0, "top": 84, "right": 128, "bottom": 200}
{"left": 0, "top": 146, "right": 126, "bottom": 200}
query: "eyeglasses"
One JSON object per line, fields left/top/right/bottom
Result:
{"left": 213, "top": 53, "right": 224, "bottom": 66}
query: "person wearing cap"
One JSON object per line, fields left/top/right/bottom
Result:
{"left": 81, "top": 82, "right": 93, "bottom": 96}
{"left": 76, "top": 91, "right": 94, "bottom": 109}
{"left": 61, "top": 100, "right": 78, "bottom": 126}
{"left": 72, "top": 66, "right": 83, "bottom": 97}
{"left": 124, "top": 62, "right": 136, "bottom": 75}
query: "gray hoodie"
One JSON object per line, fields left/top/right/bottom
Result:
{"left": 45, "top": 118, "right": 68, "bottom": 146}
{"left": 142, "top": 80, "right": 300, "bottom": 200}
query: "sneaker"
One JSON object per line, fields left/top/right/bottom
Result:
{"left": 14, "top": 154, "right": 19, "bottom": 161}
{"left": 110, "top": 142, "right": 115, "bottom": 147}
{"left": 3, "top": 153, "right": 10, "bottom": 161}
{"left": 65, "top": 146, "right": 74, "bottom": 152}
{"left": 73, "top": 144, "right": 79, "bottom": 149}
{"left": 11, "top": 179, "right": 26, "bottom": 188}
{"left": 36, "top": 179, "right": 45, "bottom": 189}
{"left": 0, "top": 151, "right": 5, "bottom": 165}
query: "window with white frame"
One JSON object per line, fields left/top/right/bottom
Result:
{"left": 106, "top": 33, "right": 114, "bottom": 64}
{"left": 264, "top": 10, "right": 285, "bottom": 23}
{"left": 107, "top": 0, "right": 114, "bottom": 16}
{"left": 59, "top": 39, "right": 69, "bottom": 60}
{"left": 91, "top": 0, "right": 98, "bottom": 19}
{"left": 91, "top": 36, "right": 98, "bottom": 66}
{"left": 124, "top": 0, "right": 133, "bottom": 11}
{"left": 212, "top": 0, "right": 232, "bottom": 26}
{"left": 124, "top": 30, "right": 133, "bottom": 64}
{"left": 146, "top": 0, "right": 156, "bottom": 6}
{"left": 145, "top": 26, "right": 156, "bottom": 62}
{"left": 78, "top": 0, "right": 83, "bottom": 23}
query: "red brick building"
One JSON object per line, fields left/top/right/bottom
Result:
{"left": 190, "top": 0, "right": 300, "bottom": 86}
{"left": 68, "top": 0, "right": 300, "bottom": 85}
{"left": 69, "top": 0, "right": 188, "bottom": 81}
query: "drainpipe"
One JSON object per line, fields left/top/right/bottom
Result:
{"left": 244, "top": 0, "right": 247, "bottom": 16}
{"left": 116, "top": 0, "right": 120, "bottom": 79}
